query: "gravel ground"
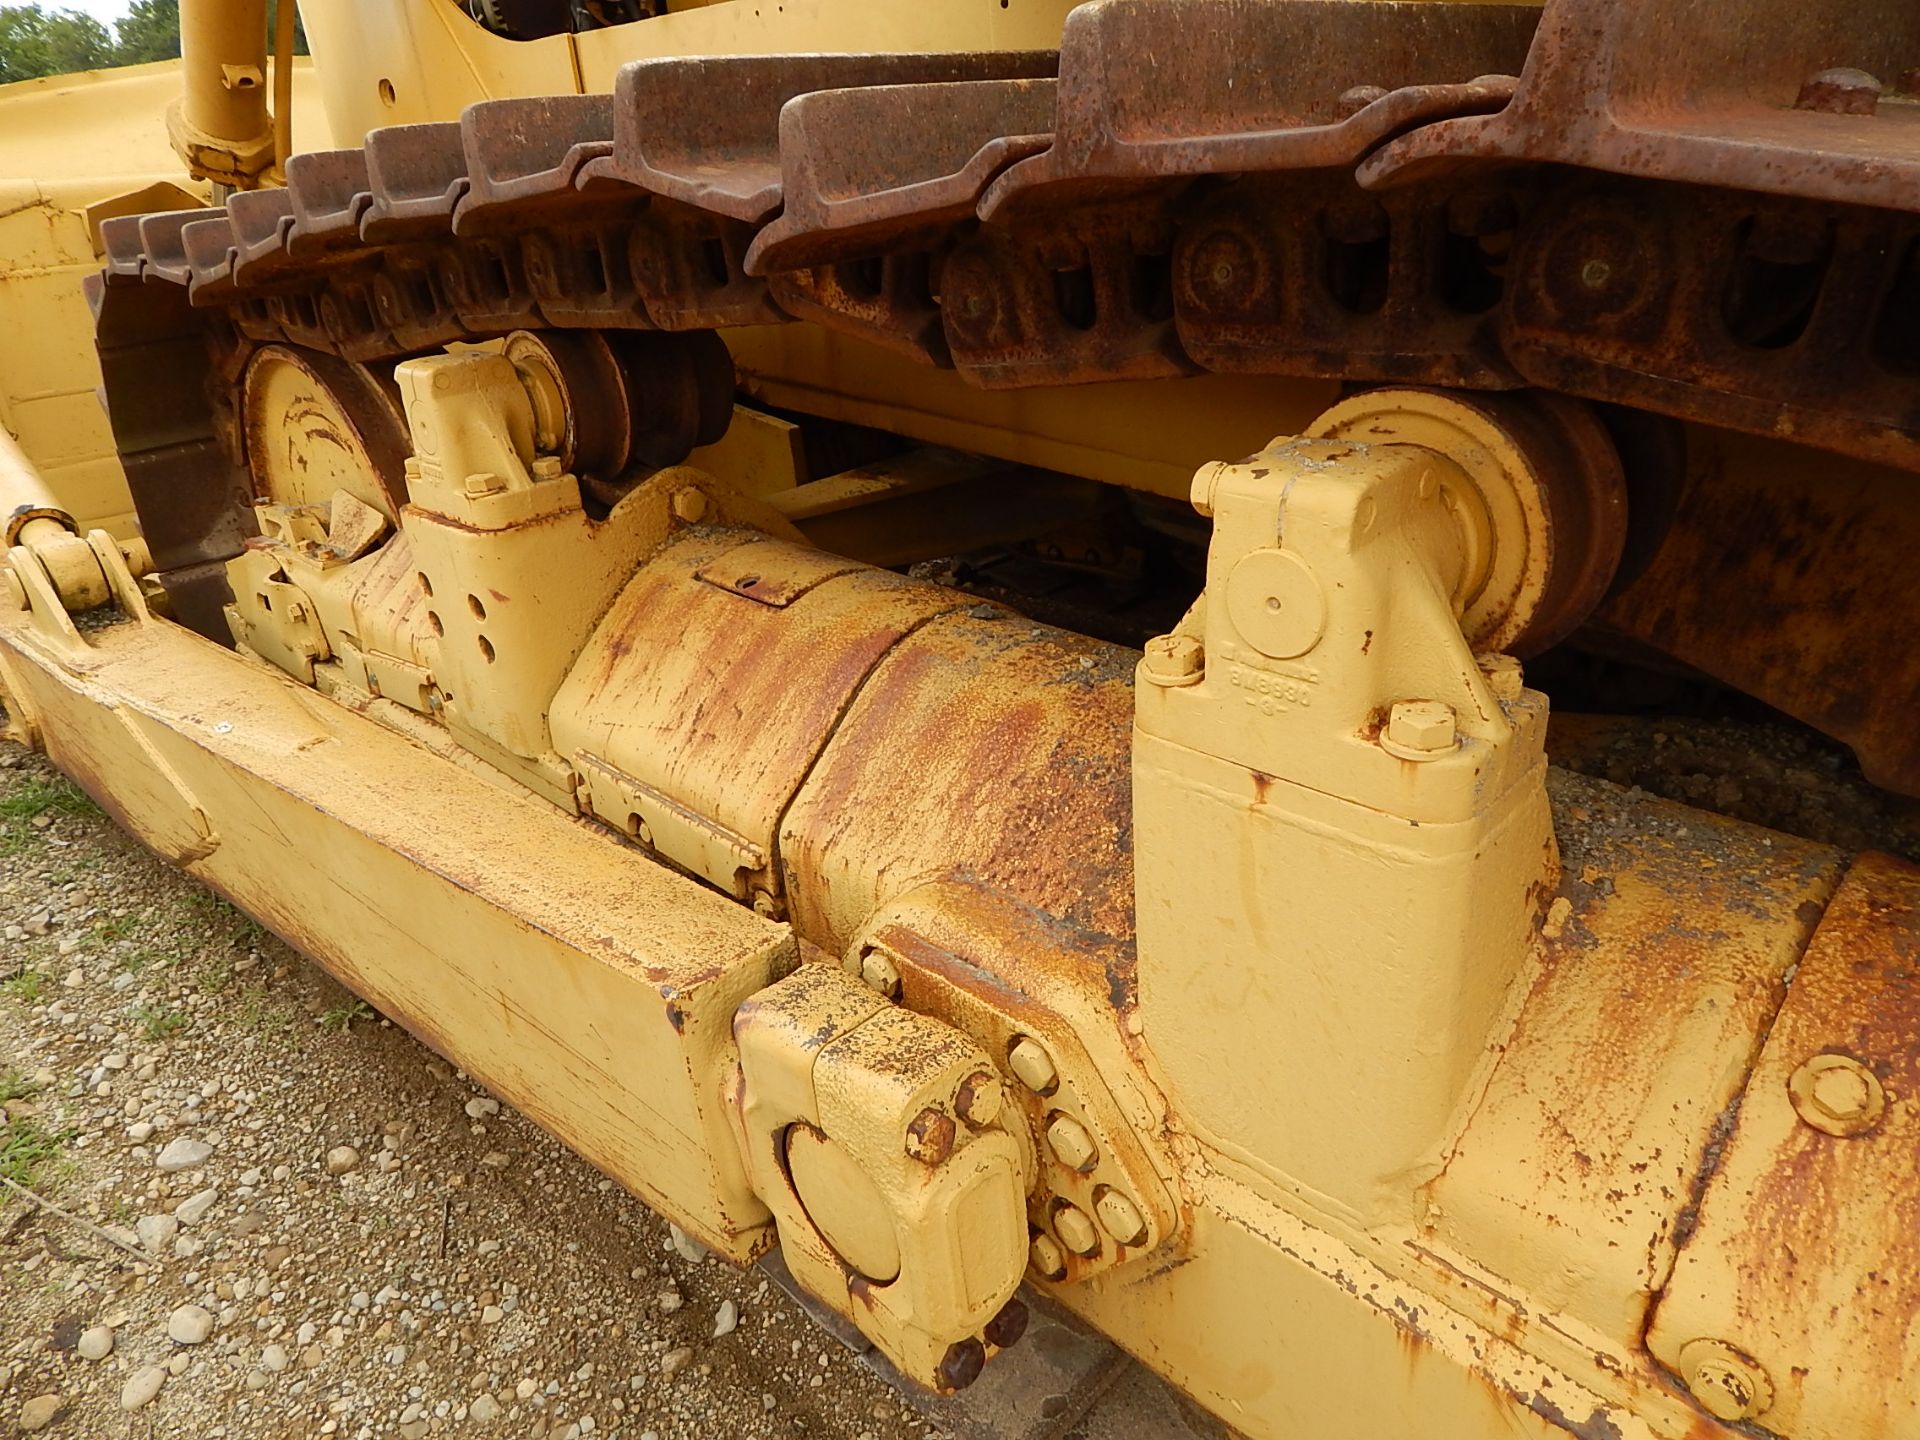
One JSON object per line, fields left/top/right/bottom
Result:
{"left": 0, "top": 741, "right": 941, "bottom": 1440}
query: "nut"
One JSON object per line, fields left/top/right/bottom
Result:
{"left": 1094, "top": 1188, "right": 1147, "bottom": 1246}
{"left": 1007, "top": 1037, "right": 1058, "bottom": 1095}
{"left": 904, "top": 1107, "right": 956, "bottom": 1166}
{"left": 1142, "top": 633, "right": 1204, "bottom": 685}
{"left": 955, "top": 1071, "right": 1003, "bottom": 1128}
{"left": 1788, "top": 1052, "right": 1885, "bottom": 1137}
{"left": 1382, "top": 699, "right": 1458, "bottom": 759}
{"left": 671, "top": 488, "right": 709, "bottom": 524}
{"left": 1045, "top": 1113, "right": 1098, "bottom": 1173}
{"left": 1052, "top": 1203, "right": 1100, "bottom": 1257}
{"left": 1678, "top": 1339, "right": 1773, "bottom": 1422}
{"left": 857, "top": 947, "right": 901, "bottom": 1001}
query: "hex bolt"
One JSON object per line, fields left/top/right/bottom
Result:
{"left": 858, "top": 947, "right": 902, "bottom": 1001}
{"left": 1045, "top": 1112, "right": 1099, "bottom": 1173}
{"left": 1008, "top": 1036, "right": 1058, "bottom": 1095}
{"left": 1679, "top": 1340, "right": 1774, "bottom": 1422}
{"left": 1053, "top": 1203, "right": 1101, "bottom": 1257}
{"left": 1788, "top": 1052, "right": 1885, "bottom": 1137}
{"left": 1383, "top": 700, "right": 1459, "bottom": 758}
{"left": 462, "top": 472, "right": 505, "bottom": 498}
{"left": 530, "top": 456, "right": 565, "bottom": 481}
{"left": 1476, "top": 653, "right": 1524, "bottom": 702}
{"left": 1029, "top": 1233, "right": 1068, "bottom": 1281}
{"left": 904, "top": 1107, "right": 957, "bottom": 1166}
{"left": 984, "top": 1298, "right": 1030, "bottom": 1350}
{"left": 1095, "top": 1188, "right": 1148, "bottom": 1246}
{"left": 1142, "top": 633, "right": 1204, "bottom": 687}
{"left": 956, "top": 1070, "right": 1003, "bottom": 1128}
{"left": 671, "top": 488, "right": 709, "bottom": 524}
{"left": 936, "top": 1337, "right": 986, "bottom": 1393}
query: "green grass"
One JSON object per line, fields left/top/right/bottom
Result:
{"left": 0, "top": 773, "right": 98, "bottom": 857}
{"left": 132, "top": 1002, "right": 188, "bottom": 1042}
{"left": 318, "top": 999, "right": 374, "bottom": 1033}
{"left": 89, "top": 914, "right": 138, "bottom": 946}
{"left": 0, "top": 1116, "right": 74, "bottom": 1189}
{"left": 0, "top": 773, "right": 98, "bottom": 823}
{"left": 234, "top": 984, "right": 293, "bottom": 1036}
{"left": 0, "top": 1070, "right": 37, "bottom": 1104}
{"left": 1, "top": 968, "right": 45, "bottom": 1004}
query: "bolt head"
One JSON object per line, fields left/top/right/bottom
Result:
{"left": 857, "top": 947, "right": 901, "bottom": 1001}
{"left": 1385, "top": 700, "right": 1458, "bottom": 755}
{"left": 530, "top": 456, "right": 564, "bottom": 482}
{"left": 1142, "top": 633, "right": 1203, "bottom": 684}
{"left": 463, "top": 472, "right": 505, "bottom": 498}
{"left": 1679, "top": 1340, "right": 1773, "bottom": 1421}
{"left": 1029, "top": 1233, "right": 1067, "bottom": 1280}
{"left": 904, "top": 1107, "right": 956, "bottom": 1166}
{"left": 1789, "top": 1052, "right": 1885, "bottom": 1136}
{"left": 1052, "top": 1203, "right": 1100, "bottom": 1257}
{"left": 1007, "top": 1037, "right": 1058, "bottom": 1095}
{"left": 1094, "top": 1188, "right": 1147, "bottom": 1247}
{"left": 955, "top": 1070, "right": 1003, "bottom": 1128}
{"left": 1045, "top": 1112, "right": 1098, "bottom": 1173}
{"left": 671, "top": 488, "right": 709, "bottom": 524}
{"left": 1476, "top": 653, "right": 1524, "bottom": 702}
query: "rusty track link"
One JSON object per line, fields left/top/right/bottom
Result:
{"left": 89, "top": 0, "right": 1920, "bottom": 573}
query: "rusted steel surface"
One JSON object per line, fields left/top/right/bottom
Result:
{"left": 1174, "top": 172, "right": 1522, "bottom": 388}
{"left": 548, "top": 532, "right": 969, "bottom": 906}
{"left": 1499, "top": 174, "right": 1920, "bottom": 472}
{"left": 361, "top": 123, "right": 468, "bottom": 242}
{"left": 745, "top": 78, "right": 1056, "bottom": 275}
{"left": 779, "top": 609, "right": 1136, "bottom": 958}
{"left": 93, "top": 0, "right": 1920, "bottom": 462}
{"left": 1647, "top": 853, "right": 1920, "bottom": 1440}
{"left": 284, "top": 148, "right": 375, "bottom": 256}
{"left": 605, "top": 52, "right": 1057, "bottom": 225}
{"left": 1366, "top": 0, "right": 1920, "bottom": 213}
{"left": 1594, "top": 428, "right": 1920, "bottom": 797}
{"left": 1428, "top": 769, "right": 1844, "bottom": 1344}
{"left": 981, "top": 0, "right": 1532, "bottom": 218}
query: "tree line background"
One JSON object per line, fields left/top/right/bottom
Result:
{"left": 0, "top": 0, "right": 304, "bottom": 85}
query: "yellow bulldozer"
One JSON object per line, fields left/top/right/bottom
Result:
{"left": 2, "top": 0, "right": 1918, "bottom": 1434}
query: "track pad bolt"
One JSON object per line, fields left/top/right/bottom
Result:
{"left": 1383, "top": 700, "right": 1458, "bottom": 759}
{"left": 1142, "top": 634, "right": 1203, "bottom": 687}
{"left": 1678, "top": 1340, "right": 1773, "bottom": 1422}
{"left": 1045, "top": 1112, "right": 1098, "bottom": 1172}
{"left": 1008, "top": 1036, "right": 1058, "bottom": 1095}
{"left": 1053, "top": 1203, "right": 1100, "bottom": 1257}
{"left": 1789, "top": 1053, "right": 1885, "bottom": 1136}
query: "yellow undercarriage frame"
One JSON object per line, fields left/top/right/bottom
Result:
{"left": 5, "top": 348, "right": 1916, "bottom": 1439}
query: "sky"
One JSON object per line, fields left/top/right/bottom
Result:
{"left": 64, "top": 0, "right": 137, "bottom": 26}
